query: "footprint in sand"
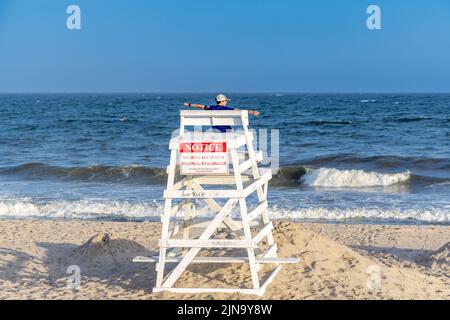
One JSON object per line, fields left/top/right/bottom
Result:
{"left": 342, "top": 254, "right": 358, "bottom": 268}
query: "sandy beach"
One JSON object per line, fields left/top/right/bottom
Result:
{"left": 0, "top": 219, "right": 448, "bottom": 300}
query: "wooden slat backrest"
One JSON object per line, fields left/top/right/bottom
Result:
{"left": 180, "top": 110, "right": 249, "bottom": 134}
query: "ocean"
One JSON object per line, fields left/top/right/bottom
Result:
{"left": 0, "top": 93, "right": 449, "bottom": 223}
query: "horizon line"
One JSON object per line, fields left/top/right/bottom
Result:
{"left": 1, "top": 91, "right": 450, "bottom": 95}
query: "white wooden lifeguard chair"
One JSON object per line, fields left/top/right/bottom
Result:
{"left": 133, "top": 110, "right": 298, "bottom": 296}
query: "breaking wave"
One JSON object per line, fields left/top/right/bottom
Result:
{"left": 0, "top": 163, "right": 167, "bottom": 184}
{"left": 1, "top": 158, "right": 450, "bottom": 188}
{"left": 300, "top": 168, "right": 411, "bottom": 187}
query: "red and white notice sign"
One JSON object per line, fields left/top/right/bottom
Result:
{"left": 179, "top": 142, "right": 229, "bottom": 175}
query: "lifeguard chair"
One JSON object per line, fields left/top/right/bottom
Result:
{"left": 134, "top": 110, "right": 298, "bottom": 296}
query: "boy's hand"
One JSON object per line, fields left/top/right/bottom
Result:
{"left": 183, "top": 102, "right": 190, "bottom": 107}
{"left": 250, "top": 110, "right": 260, "bottom": 116}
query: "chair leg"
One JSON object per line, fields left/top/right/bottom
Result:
{"left": 156, "top": 198, "right": 172, "bottom": 287}
{"left": 239, "top": 197, "right": 260, "bottom": 289}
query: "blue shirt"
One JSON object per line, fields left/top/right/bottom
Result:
{"left": 204, "top": 105, "right": 235, "bottom": 132}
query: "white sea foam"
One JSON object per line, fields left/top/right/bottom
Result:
{"left": 301, "top": 168, "right": 411, "bottom": 187}
{"left": 0, "top": 200, "right": 447, "bottom": 222}
{"left": 267, "top": 206, "right": 449, "bottom": 222}
{"left": 0, "top": 199, "right": 447, "bottom": 222}
{"left": 0, "top": 199, "right": 163, "bottom": 220}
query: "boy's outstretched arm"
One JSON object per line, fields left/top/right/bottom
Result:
{"left": 183, "top": 102, "right": 206, "bottom": 109}
{"left": 234, "top": 108, "right": 260, "bottom": 116}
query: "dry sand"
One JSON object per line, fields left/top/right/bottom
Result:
{"left": 0, "top": 219, "right": 448, "bottom": 300}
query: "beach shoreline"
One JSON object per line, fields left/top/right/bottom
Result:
{"left": 0, "top": 219, "right": 448, "bottom": 300}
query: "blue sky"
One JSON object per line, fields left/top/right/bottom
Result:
{"left": 0, "top": 0, "right": 449, "bottom": 92}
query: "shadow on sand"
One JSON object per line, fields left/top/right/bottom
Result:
{"left": 351, "top": 244, "right": 434, "bottom": 266}
{"left": 0, "top": 238, "right": 161, "bottom": 296}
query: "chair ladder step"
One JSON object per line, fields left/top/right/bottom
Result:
{"left": 248, "top": 200, "right": 268, "bottom": 221}
{"left": 134, "top": 255, "right": 299, "bottom": 264}
{"left": 252, "top": 222, "right": 273, "bottom": 245}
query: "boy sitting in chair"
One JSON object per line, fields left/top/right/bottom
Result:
{"left": 183, "top": 94, "right": 260, "bottom": 133}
